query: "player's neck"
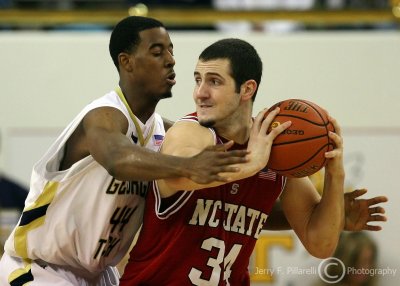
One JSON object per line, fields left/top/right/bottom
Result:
{"left": 119, "top": 85, "right": 158, "bottom": 123}
{"left": 215, "top": 105, "right": 252, "bottom": 145}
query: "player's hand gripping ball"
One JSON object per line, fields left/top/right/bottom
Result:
{"left": 265, "top": 99, "right": 335, "bottom": 178}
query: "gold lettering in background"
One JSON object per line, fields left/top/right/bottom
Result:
{"left": 250, "top": 234, "right": 294, "bottom": 282}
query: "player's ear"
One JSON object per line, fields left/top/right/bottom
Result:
{"left": 118, "top": 52, "right": 134, "bottom": 72}
{"left": 240, "top": 79, "right": 257, "bottom": 102}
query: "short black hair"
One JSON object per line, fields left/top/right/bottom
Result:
{"left": 109, "top": 16, "right": 165, "bottom": 70}
{"left": 199, "top": 38, "right": 263, "bottom": 101}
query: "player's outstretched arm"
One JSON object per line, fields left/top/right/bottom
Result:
{"left": 79, "top": 107, "right": 247, "bottom": 183}
{"left": 264, "top": 189, "right": 388, "bottom": 231}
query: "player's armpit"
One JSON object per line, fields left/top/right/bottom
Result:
{"left": 162, "top": 117, "right": 175, "bottom": 131}
{"left": 263, "top": 200, "right": 291, "bottom": 231}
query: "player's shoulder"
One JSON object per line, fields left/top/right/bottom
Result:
{"left": 82, "top": 91, "right": 124, "bottom": 118}
{"left": 164, "top": 114, "right": 213, "bottom": 147}
{"left": 167, "top": 120, "right": 209, "bottom": 138}
{"left": 169, "top": 113, "right": 208, "bottom": 136}
{"left": 89, "top": 90, "right": 120, "bottom": 107}
{"left": 179, "top": 112, "right": 199, "bottom": 123}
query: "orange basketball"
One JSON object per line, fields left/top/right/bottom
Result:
{"left": 265, "top": 99, "right": 335, "bottom": 178}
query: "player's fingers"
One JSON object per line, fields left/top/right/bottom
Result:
{"left": 213, "top": 166, "right": 241, "bottom": 174}
{"left": 367, "top": 196, "right": 389, "bottom": 206}
{"left": 325, "top": 148, "right": 341, "bottom": 158}
{"left": 325, "top": 132, "right": 343, "bottom": 158}
{"left": 267, "top": 120, "right": 292, "bottom": 140}
{"left": 211, "top": 157, "right": 247, "bottom": 168}
{"left": 259, "top": 107, "right": 281, "bottom": 134}
{"left": 212, "top": 173, "right": 241, "bottom": 183}
{"left": 329, "top": 131, "right": 343, "bottom": 149}
{"left": 253, "top": 108, "right": 270, "bottom": 131}
{"left": 263, "top": 107, "right": 279, "bottom": 123}
{"left": 217, "top": 149, "right": 249, "bottom": 161}
{"left": 365, "top": 225, "right": 383, "bottom": 231}
{"left": 368, "top": 206, "right": 386, "bottom": 215}
{"left": 346, "top": 189, "right": 368, "bottom": 200}
{"left": 369, "top": 215, "right": 387, "bottom": 222}
{"left": 199, "top": 174, "right": 228, "bottom": 184}
{"left": 204, "top": 143, "right": 249, "bottom": 162}
{"left": 328, "top": 115, "right": 342, "bottom": 136}
{"left": 206, "top": 141, "right": 235, "bottom": 152}
{"left": 259, "top": 107, "right": 278, "bottom": 133}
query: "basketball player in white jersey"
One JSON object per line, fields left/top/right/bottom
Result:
{"left": 0, "top": 17, "right": 248, "bottom": 286}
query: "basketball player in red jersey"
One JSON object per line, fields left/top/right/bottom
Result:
{"left": 121, "top": 38, "right": 345, "bottom": 285}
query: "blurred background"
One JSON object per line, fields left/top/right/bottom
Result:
{"left": 0, "top": 0, "right": 399, "bottom": 31}
{"left": 1, "top": 1, "right": 399, "bottom": 285}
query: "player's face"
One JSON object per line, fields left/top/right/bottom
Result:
{"left": 130, "top": 27, "right": 176, "bottom": 100}
{"left": 193, "top": 59, "right": 241, "bottom": 128}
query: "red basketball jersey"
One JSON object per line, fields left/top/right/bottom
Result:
{"left": 120, "top": 114, "right": 286, "bottom": 286}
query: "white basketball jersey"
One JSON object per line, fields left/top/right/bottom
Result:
{"left": 3, "top": 89, "right": 165, "bottom": 278}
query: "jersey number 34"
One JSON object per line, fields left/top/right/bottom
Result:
{"left": 189, "top": 237, "right": 242, "bottom": 285}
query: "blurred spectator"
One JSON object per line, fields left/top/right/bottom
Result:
{"left": 213, "top": 0, "right": 314, "bottom": 10}
{"left": 128, "top": 0, "right": 211, "bottom": 7}
{"left": 0, "top": 0, "right": 12, "bottom": 8}
{"left": 213, "top": 0, "right": 314, "bottom": 33}
{"left": 316, "top": 232, "right": 379, "bottom": 286}
{"left": 315, "top": 0, "right": 389, "bottom": 10}
{"left": 0, "top": 175, "right": 27, "bottom": 214}
{"left": 0, "top": 133, "right": 28, "bottom": 256}
{"left": 0, "top": 175, "right": 28, "bottom": 257}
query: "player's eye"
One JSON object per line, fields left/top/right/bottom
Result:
{"left": 210, "top": 79, "right": 220, "bottom": 86}
{"left": 151, "top": 47, "right": 162, "bottom": 56}
{"left": 194, "top": 78, "right": 202, "bottom": 85}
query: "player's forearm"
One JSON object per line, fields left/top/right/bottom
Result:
{"left": 306, "top": 173, "right": 345, "bottom": 258}
{"left": 163, "top": 161, "right": 260, "bottom": 192}
{"left": 107, "top": 147, "right": 189, "bottom": 181}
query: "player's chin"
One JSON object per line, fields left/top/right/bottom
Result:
{"left": 160, "top": 90, "right": 173, "bottom": 99}
{"left": 198, "top": 116, "right": 216, "bottom": 128}
{"left": 154, "top": 84, "right": 172, "bottom": 99}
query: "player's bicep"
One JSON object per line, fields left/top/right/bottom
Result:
{"left": 83, "top": 107, "right": 131, "bottom": 171}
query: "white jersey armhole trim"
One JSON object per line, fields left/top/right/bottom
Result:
{"left": 279, "top": 176, "right": 288, "bottom": 199}
{"left": 152, "top": 181, "right": 194, "bottom": 220}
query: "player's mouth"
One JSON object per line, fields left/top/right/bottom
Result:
{"left": 166, "top": 72, "right": 176, "bottom": 86}
{"left": 199, "top": 103, "right": 213, "bottom": 109}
